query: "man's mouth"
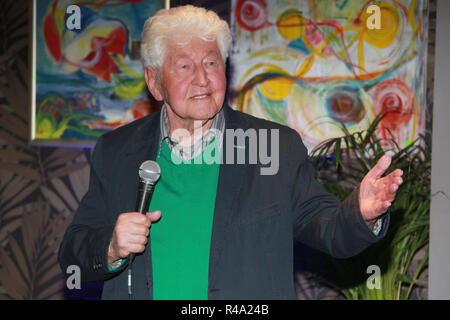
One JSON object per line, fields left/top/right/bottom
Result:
{"left": 191, "top": 93, "right": 211, "bottom": 100}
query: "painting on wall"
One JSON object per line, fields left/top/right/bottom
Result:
{"left": 30, "top": 0, "right": 167, "bottom": 146}
{"left": 229, "top": 0, "right": 428, "bottom": 152}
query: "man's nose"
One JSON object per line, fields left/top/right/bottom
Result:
{"left": 192, "top": 65, "right": 209, "bottom": 86}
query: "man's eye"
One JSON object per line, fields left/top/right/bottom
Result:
{"left": 207, "top": 61, "right": 215, "bottom": 66}
{"left": 181, "top": 65, "right": 188, "bottom": 69}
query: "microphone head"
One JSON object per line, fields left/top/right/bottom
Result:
{"left": 139, "top": 160, "right": 161, "bottom": 184}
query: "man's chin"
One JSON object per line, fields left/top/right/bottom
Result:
{"left": 189, "top": 107, "right": 221, "bottom": 121}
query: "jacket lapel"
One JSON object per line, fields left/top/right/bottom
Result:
{"left": 120, "top": 112, "right": 160, "bottom": 299}
{"left": 119, "top": 113, "right": 161, "bottom": 214}
{"left": 208, "top": 106, "right": 248, "bottom": 294}
{"left": 125, "top": 113, "right": 161, "bottom": 163}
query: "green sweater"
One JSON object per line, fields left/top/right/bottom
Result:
{"left": 149, "top": 138, "right": 221, "bottom": 299}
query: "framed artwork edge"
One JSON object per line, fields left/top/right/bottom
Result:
{"left": 29, "top": 0, "right": 37, "bottom": 147}
{"left": 28, "top": 0, "right": 170, "bottom": 148}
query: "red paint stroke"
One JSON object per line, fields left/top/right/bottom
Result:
{"left": 91, "top": 119, "right": 124, "bottom": 129}
{"left": 43, "top": 1, "right": 62, "bottom": 62}
{"left": 375, "top": 78, "right": 414, "bottom": 139}
{"left": 132, "top": 98, "right": 160, "bottom": 119}
{"left": 61, "top": 25, "right": 127, "bottom": 82}
{"left": 83, "top": 26, "right": 127, "bottom": 82}
{"left": 234, "top": 0, "right": 269, "bottom": 31}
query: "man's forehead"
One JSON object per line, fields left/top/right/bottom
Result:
{"left": 166, "top": 38, "right": 221, "bottom": 58}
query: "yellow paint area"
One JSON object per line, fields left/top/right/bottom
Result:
{"left": 277, "top": 9, "right": 305, "bottom": 40}
{"left": 259, "top": 76, "right": 295, "bottom": 100}
{"left": 362, "top": 2, "right": 400, "bottom": 49}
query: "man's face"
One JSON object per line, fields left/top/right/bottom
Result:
{"left": 146, "top": 37, "right": 227, "bottom": 124}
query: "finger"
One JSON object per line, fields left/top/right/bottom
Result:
{"left": 390, "top": 184, "right": 398, "bottom": 193}
{"left": 381, "top": 179, "right": 401, "bottom": 202}
{"left": 387, "top": 169, "right": 403, "bottom": 181}
{"left": 128, "top": 243, "right": 146, "bottom": 254}
{"left": 117, "top": 231, "right": 148, "bottom": 247}
{"left": 147, "top": 210, "right": 162, "bottom": 222}
{"left": 117, "top": 222, "right": 148, "bottom": 237}
{"left": 379, "top": 172, "right": 403, "bottom": 187}
{"left": 128, "top": 234, "right": 148, "bottom": 246}
{"left": 129, "top": 223, "right": 150, "bottom": 236}
{"left": 134, "top": 212, "right": 151, "bottom": 224}
{"left": 385, "top": 186, "right": 397, "bottom": 202}
{"left": 387, "top": 176, "right": 403, "bottom": 187}
{"left": 367, "top": 154, "right": 392, "bottom": 180}
{"left": 129, "top": 212, "right": 152, "bottom": 228}
{"left": 119, "top": 212, "right": 149, "bottom": 225}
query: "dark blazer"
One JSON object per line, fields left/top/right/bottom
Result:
{"left": 58, "top": 106, "right": 388, "bottom": 299}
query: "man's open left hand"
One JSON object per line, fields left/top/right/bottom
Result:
{"left": 359, "top": 154, "right": 403, "bottom": 223}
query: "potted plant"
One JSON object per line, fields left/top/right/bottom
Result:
{"left": 305, "top": 113, "right": 430, "bottom": 300}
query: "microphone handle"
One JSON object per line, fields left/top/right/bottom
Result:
{"left": 136, "top": 182, "right": 156, "bottom": 214}
{"left": 129, "top": 181, "right": 156, "bottom": 262}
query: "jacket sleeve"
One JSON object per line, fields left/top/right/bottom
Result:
{"left": 58, "top": 136, "right": 128, "bottom": 282}
{"left": 287, "top": 130, "right": 389, "bottom": 259}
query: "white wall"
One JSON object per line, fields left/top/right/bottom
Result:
{"left": 429, "top": 0, "right": 450, "bottom": 300}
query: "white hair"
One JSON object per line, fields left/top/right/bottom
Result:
{"left": 140, "top": 5, "right": 232, "bottom": 72}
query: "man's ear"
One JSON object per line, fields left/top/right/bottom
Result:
{"left": 144, "top": 67, "right": 163, "bottom": 101}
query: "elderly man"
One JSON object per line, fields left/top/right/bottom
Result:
{"left": 58, "top": 5, "right": 403, "bottom": 300}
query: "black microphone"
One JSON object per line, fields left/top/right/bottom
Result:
{"left": 135, "top": 160, "right": 161, "bottom": 216}
{"left": 128, "top": 160, "right": 161, "bottom": 298}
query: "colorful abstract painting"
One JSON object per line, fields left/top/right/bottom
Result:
{"left": 31, "top": 0, "right": 165, "bottom": 146}
{"left": 229, "top": 0, "right": 428, "bottom": 152}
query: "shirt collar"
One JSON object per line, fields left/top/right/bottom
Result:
{"left": 158, "top": 104, "right": 225, "bottom": 161}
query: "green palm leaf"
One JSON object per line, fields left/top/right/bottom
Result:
{"left": 308, "top": 113, "right": 430, "bottom": 300}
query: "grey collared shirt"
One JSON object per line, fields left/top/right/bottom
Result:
{"left": 158, "top": 105, "right": 225, "bottom": 161}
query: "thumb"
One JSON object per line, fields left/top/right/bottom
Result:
{"left": 367, "top": 154, "right": 391, "bottom": 180}
{"left": 147, "top": 210, "right": 162, "bottom": 222}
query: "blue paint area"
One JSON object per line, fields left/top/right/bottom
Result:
{"left": 324, "top": 85, "right": 363, "bottom": 125}
{"left": 334, "top": 0, "right": 349, "bottom": 10}
{"left": 288, "top": 38, "right": 311, "bottom": 55}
